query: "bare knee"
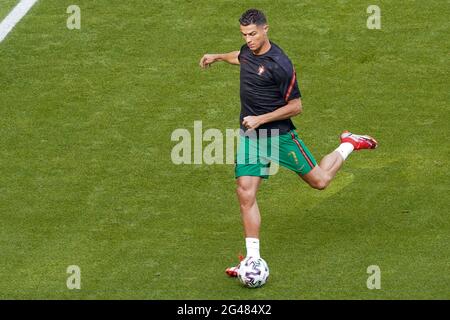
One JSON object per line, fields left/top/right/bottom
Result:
{"left": 236, "top": 185, "right": 257, "bottom": 210}
{"left": 300, "top": 166, "right": 334, "bottom": 191}
{"left": 311, "top": 180, "right": 328, "bottom": 190}
{"left": 308, "top": 174, "right": 332, "bottom": 191}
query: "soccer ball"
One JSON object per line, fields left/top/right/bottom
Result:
{"left": 237, "top": 256, "right": 269, "bottom": 288}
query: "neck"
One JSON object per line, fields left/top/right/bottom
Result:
{"left": 252, "top": 39, "right": 271, "bottom": 56}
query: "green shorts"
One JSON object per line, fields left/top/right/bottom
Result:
{"left": 235, "top": 130, "right": 317, "bottom": 179}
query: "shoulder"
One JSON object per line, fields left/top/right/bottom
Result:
{"left": 238, "top": 44, "right": 250, "bottom": 62}
{"left": 240, "top": 43, "right": 249, "bottom": 51}
{"left": 268, "top": 43, "right": 295, "bottom": 75}
{"left": 239, "top": 43, "right": 250, "bottom": 56}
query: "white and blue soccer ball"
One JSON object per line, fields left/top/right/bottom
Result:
{"left": 237, "top": 257, "right": 269, "bottom": 288}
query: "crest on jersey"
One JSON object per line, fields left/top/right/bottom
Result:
{"left": 257, "top": 65, "right": 265, "bottom": 76}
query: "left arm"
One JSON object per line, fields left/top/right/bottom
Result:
{"left": 242, "top": 98, "right": 302, "bottom": 131}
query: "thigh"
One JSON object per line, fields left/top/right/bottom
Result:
{"left": 235, "top": 134, "right": 271, "bottom": 179}
{"left": 274, "top": 130, "right": 317, "bottom": 176}
{"left": 298, "top": 164, "right": 328, "bottom": 187}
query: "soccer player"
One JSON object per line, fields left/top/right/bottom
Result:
{"left": 199, "top": 9, "right": 378, "bottom": 277}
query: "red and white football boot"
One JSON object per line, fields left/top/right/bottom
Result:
{"left": 225, "top": 254, "right": 244, "bottom": 277}
{"left": 340, "top": 130, "right": 378, "bottom": 150}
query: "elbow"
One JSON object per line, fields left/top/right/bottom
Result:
{"left": 292, "top": 100, "right": 303, "bottom": 116}
{"left": 296, "top": 103, "right": 303, "bottom": 115}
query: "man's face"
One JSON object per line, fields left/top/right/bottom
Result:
{"left": 240, "top": 24, "right": 269, "bottom": 52}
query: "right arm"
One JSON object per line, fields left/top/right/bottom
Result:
{"left": 199, "top": 51, "right": 240, "bottom": 69}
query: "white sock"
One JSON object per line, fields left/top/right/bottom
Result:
{"left": 335, "top": 142, "right": 354, "bottom": 161}
{"left": 245, "top": 237, "right": 260, "bottom": 258}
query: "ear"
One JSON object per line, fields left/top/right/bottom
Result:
{"left": 263, "top": 24, "right": 269, "bottom": 34}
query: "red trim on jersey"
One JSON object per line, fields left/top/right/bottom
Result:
{"left": 290, "top": 132, "right": 315, "bottom": 169}
{"left": 284, "top": 67, "right": 296, "bottom": 102}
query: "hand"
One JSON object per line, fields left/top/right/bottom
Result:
{"left": 199, "top": 54, "right": 217, "bottom": 69}
{"left": 242, "top": 116, "right": 264, "bottom": 131}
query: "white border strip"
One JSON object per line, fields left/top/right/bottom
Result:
{"left": 0, "top": 0, "right": 39, "bottom": 43}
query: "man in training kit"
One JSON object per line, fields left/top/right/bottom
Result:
{"left": 199, "top": 9, "right": 378, "bottom": 277}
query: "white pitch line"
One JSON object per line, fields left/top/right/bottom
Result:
{"left": 0, "top": 0, "right": 39, "bottom": 43}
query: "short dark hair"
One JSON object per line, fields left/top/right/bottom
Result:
{"left": 239, "top": 9, "right": 267, "bottom": 26}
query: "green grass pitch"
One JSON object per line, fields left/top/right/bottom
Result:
{"left": 0, "top": 0, "right": 448, "bottom": 299}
